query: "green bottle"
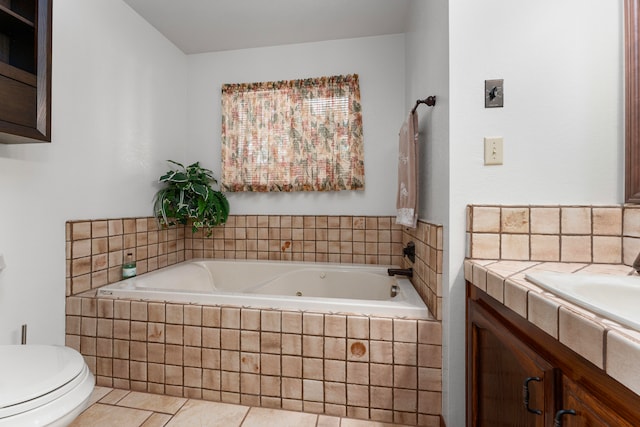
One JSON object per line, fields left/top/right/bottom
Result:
{"left": 122, "top": 252, "right": 137, "bottom": 279}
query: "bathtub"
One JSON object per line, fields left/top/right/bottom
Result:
{"left": 96, "top": 259, "right": 431, "bottom": 319}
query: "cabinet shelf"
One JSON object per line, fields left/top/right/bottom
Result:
{"left": 0, "top": 4, "right": 35, "bottom": 29}
{"left": 0, "top": 55, "right": 35, "bottom": 86}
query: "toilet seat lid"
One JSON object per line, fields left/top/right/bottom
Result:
{"left": 0, "top": 345, "right": 86, "bottom": 409}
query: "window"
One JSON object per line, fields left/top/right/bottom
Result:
{"left": 221, "top": 74, "right": 364, "bottom": 192}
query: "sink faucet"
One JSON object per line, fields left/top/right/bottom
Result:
{"left": 633, "top": 252, "right": 640, "bottom": 274}
{"left": 387, "top": 268, "right": 413, "bottom": 278}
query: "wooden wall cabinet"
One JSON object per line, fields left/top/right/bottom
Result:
{"left": 467, "top": 283, "right": 640, "bottom": 427}
{"left": 0, "top": 0, "right": 51, "bottom": 143}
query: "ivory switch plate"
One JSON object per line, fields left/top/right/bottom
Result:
{"left": 484, "top": 137, "right": 503, "bottom": 165}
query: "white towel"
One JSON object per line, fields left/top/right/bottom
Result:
{"left": 396, "top": 112, "right": 419, "bottom": 228}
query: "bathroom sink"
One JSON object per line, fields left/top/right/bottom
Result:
{"left": 525, "top": 272, "right": 640, "bottom": 331}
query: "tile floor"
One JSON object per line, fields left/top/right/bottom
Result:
{"left": 70, "top": 387, "right": 413, "bottom": 427}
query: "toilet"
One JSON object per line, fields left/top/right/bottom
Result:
{"left": 0, "top": 345, "right": 94, "bottom": 426}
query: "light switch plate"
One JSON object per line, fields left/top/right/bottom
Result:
{"left": 484, "top": 137, "right": 503, "bottom": 165}
{"left": 485, "top": 79, "right": 504, "bottom": 108}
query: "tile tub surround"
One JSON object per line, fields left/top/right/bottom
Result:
{"left": 66, "top": 216, "right": 444, "bottom": 320}
{"left": 466, "top": 205, "right": 640, "bottom": 264}
{"left": 73, "top": 386, "right": 416, "bottom": 426}
{"left": 66, "top": 218, "right": 186, "bottom": 296}
{"left": 464, "top": 259, "right": 640, "bottom": 397}
{"left": 66, "top": 297, "right": 443, "bottom": 426}
{"left": 401, "top": 223, "right": 443, "bottom": 321}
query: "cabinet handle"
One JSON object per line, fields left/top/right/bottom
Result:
{"left": 554, "top": 409, "right": 577, "bottom": 427}
{"left": 522, "top": 376, "right": 542, "bottom": 415}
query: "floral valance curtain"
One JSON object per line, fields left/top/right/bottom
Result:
{"left": 221, "top": 74, "right": 364, "bottom": 192}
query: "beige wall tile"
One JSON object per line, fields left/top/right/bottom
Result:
{"left": 303, "top": 313, "right": 324, "bottom": 335}
{"left": 260, "top": 332, "right": 280, "bottom": 354}
{"left": 303, "top": 335, "right": 324, "bottom": 358}
{"left": 241, "top": 309, "right": 260, "bottom": 331}
{"left": 471, "top": 233, "right": 500, "bottom": 259}
{"left": 282, "top": 312, "right": 302, "bottom": 334}
{"left": 324, "top": 315, "right": 346, "bottom": 337}
{"left": 325, "top": 337, "right": 346, "bottom": 360}
{"left": 261, "top": 310, "right": 281, "bottom": 332}
{"left": 561, "top": 207, "right": 592, "bottom": 235}
{"left": 530, "top": 235, "right": 560, "bottom": 261}
{"left": 369, "top": 340, "right": 393, "bottom": 364}
{"left": 346, "top": 384, "right": 368, "bottom": 407}
{"left": 501, "top": 207, "right": 529, "bottom": 233}
{"left": 72, "top": 222, "right": 92, "bottom": 240}
{"left": 394, "top": 319, "right": 417, "bottom": 342}
{"left": 419, "top": 367, "right": 442, "bottom": 392}
{"left": 394, "top": 342, "right": 417, "bottom": 366}
{"left": 184, "top": 306, "right": 202, "bottom": 326}
{"left": 370, "top": 317, "right": 393, "bottom": 341}
{"left": 501, "top": 234, "right": 530, "bottom": 260}
{"left": 593, "top": 207, "right": 622, "bottom": 235}
{"left": 418, "top": 344, "right": 441, "bottom": 369}
{"left": 560, "top": 236, "right": 591, "bottom": 263}
{"left": 418, "top": 321, "right": 442, "bottom": 345}
{"left": 530, "top": 207, "right": 560, "bottom": 234}
{"left": 471, "top": 206, "right": 501, "bottom": 233}
{"left": 393, "top": 388, "right": 417, "bottom": 412}
{"left": 282, "top": 334, "right": 301, "bottom": 356}
{"left": 592, "top": 236, "right": 622, "bottom": 264}
{"left": 623, "top": 236, "right": 640, "bottom": 265}
{"left": 221, "top": 308, "right": 240, "bottom": 329}
{"left": 347, "top": 316, "right": 369, "bottom": 339}
{"left": 624, "top": 207, "right": 640, "bottom": 237}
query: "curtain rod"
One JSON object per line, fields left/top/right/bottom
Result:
{"left": 411, "top": 96, "right": 437, "bottom": 114}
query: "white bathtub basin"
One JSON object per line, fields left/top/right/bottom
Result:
{"left": 525, "top": 272, "right": 640, "bottom": 331}
{"left": 96, "top": 259, "right": 431, "bottom": 319}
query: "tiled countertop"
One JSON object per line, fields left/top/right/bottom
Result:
{"left": 464, "top": 259, "right": 640, "bottom": 397}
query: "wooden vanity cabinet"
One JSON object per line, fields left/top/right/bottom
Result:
{"left": 560, "top": 375, "right": 635, "bottom": 427}
{"left": 0, "top": 0, "right": 52, "bottom": 143}
{"left": 468, "top": 287, "right": 557, "bottom": 426}
{"left": 467, "top": 283, "right": 640, "bottom": 427}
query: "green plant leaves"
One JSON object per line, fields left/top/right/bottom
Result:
{"left": 153, "top": 160, "right": 229, "bottom": 236}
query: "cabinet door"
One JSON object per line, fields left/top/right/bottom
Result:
{"left": 0, "top": 0, "right": 51, "bottom": 143}
{"left": 468, "top": 299, "right": 557, "bottom": 427}
{"left": 558, "top": 375, "right": 635, "bottom": 427}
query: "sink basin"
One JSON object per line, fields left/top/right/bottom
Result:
{"left": 525, "top": 272, "right": 640, "bottom": 331}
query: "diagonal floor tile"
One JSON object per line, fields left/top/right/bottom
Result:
{"left": 241, "top": 407, "right": 318, "bottom": 427}
{"left": 69, "top": 403, "right": 152, "bottom": 427}
{"left": 165, "top": 399, "right": 249, "bottom": 427}
{"left": 117, "top": 391, "right": 187, "bottom": 414}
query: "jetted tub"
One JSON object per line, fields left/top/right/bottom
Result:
{"left": 96, "top": 259, "right": 431, "bottom": 319}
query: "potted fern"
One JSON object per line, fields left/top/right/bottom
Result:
{"left": 153, "top": 160, "right": 230, "bottom": 235}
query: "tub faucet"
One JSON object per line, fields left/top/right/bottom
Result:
{"left": 387, "top": 268, "right": 413, "bottom": 278}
